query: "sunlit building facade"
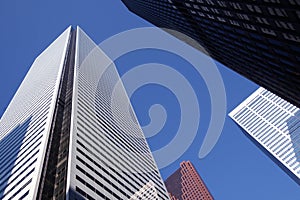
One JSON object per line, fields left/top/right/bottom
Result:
{"left": 0, "top": 26, "right": 169, "bottom": 200}
{"left": 121, "top": 0, "right": 300, "bottom": 108}
{"left": 229, "top": 87, "right": 300, "bottom": 183}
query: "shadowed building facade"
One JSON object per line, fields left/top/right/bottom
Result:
{"left": 0, "top": 26, "right": 169, "bottom": 200}
{"left": 121, "top": 0, "right": 300, "bottom": 108}
{"left": 165, "top": 161, "right": 213, "bottom": 200}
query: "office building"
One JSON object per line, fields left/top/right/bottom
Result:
{"left": 129, "top": 181, "right": 158, "bottom": 199}
{"left": 121, "top": 0, "right": 300, "bottom": 107}
{"left": 0, "top": 26, "right": 169, "bottom": 200}
{"left": 229, "top": 87, "right": 300, "bottom": 183}
{"left": 165, "top": 161, "right": 213, "bottom": 200}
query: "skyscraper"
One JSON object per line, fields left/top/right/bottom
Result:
{"left": 129, "top": 181, "right": 158, "bottom": 199}
{"left": 121, "top": 0, "right": 300, "bottom": 108}
{"left": 165, "top": 161, "right": 213, "bottom": 200}
{"left": 229, "top": 87, "right": 300, "bottom": 184}
{"left": 0, "top": 26, "right": 170, "bottom": 200}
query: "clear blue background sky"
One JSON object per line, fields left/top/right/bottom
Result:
{"left": 0, "top": 0, "right": 299, "bottom": 199}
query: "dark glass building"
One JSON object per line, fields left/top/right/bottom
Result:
{"left": 121, "top": 0, "right": 300, "bottom": 107}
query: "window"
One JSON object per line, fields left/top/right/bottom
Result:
{"left": 261, "top": 28, "right": 276, "bottom": 36}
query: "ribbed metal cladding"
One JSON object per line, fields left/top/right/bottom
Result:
{"left": 230, "top": 87, "right": 300, "bottom": 183}
{"left": 0, "top": 26, "right": 170, "bottom": 200}
{"left": 66, "top": 27, "right": 170, "bottom": 200}
{"left": 37, "top": 28, "right": 76, "bottom": 200}
{"left": 0, "top": 27, "right": 72, "bottom": 199}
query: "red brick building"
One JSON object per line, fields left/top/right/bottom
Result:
{"left": 165, "top": 161, "right": 213, "bottom": 200}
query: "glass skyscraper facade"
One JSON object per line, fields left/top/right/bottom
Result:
{"left": 0, "top": 26, "right": 170, "bottom": 200}
{"left": 121, "top": 0, "right": 300, "bottom": 108}
{"left": 229, "top": 87, "right": 300, "bottom": 183}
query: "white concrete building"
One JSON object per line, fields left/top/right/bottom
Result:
{"left": 0, "top": 26, "right": 169, "bottom": 200}
{"left": 229, "top": 87, "right": 300, "bottom": 182}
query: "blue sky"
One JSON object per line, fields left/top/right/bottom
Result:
{"left": 0, "top": 0, "right": 299, "bottom": 199}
